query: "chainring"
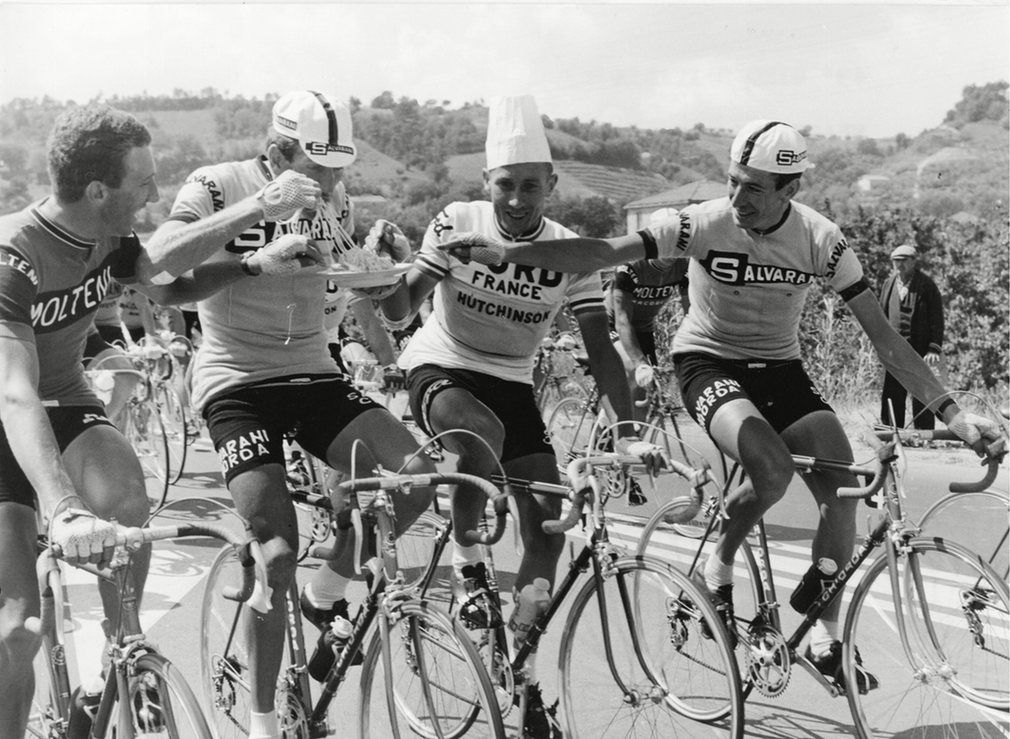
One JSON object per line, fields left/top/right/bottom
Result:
{"left": 743, "top": 623, "right": 791, "bottom": 697}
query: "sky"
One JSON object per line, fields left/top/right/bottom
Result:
{"left": 1, "top": 1, "right": 1008, "bottom": 139}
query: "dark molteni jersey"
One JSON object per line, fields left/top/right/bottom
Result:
{"left": 605, "top": 259, "right": 689, "bottom": 332}
{"left": 0, "top": 200, "right": 138, "bottom": 404}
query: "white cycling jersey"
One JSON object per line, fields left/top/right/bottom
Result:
{"left": 166, "top": 156, "right": 356, "bottom": 409}
{"left": 399, "top": 201, "right": 605, "bottom": 384}
{"left": 645, "top": 198, "right": 865, "bottom": 360}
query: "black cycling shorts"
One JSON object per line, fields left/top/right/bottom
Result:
{"left": 0, "top": 405, "right": 114, "bottom": 509}
{"left": 405, "top": 364, "right": 553, "bottom": 463}
{"left": 203, "top": 374, "right": 382, "bottom": 484}
{"left": 675, "top": 352, "right": 832, "bottom": 434}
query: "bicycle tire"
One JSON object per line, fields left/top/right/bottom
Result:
{"left": 156, "top": 384, "right": 189, "bottom": 485}
{"left": 291, "top": 452, "right": 334, "bottom": 562}
{"left": 844, "top": 538, "right": 1010, "bottom": 738}
{"left": 544, "top": 395, "right": 596, "bottom": 474}
{"left": 127, "top": 398, "right": 171, "bottom": 507}
{"left": 399, "top": 510, "right": 453, "bottom": 600}
{"left": 918, "top": 489, "right": 1009, "bottom": 582}
{"left": 358, "top": 598, "right": 506, "bottom": 738}
{"left": 100, "top": 652, "right": 213, "bottom": 738}
{"left": 558, "top": 555, "right": 744, "bottom": 737}
{"left": 200, "top": 546, "right": 308, "bottom": 739}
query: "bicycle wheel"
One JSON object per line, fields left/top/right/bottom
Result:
{"left": 845, "top": 539, "right": 1010, "bottom": 738}
{"left": 919, "top": 490, "right": 1009, "bottom": 582}
{"left": 545, "top": 395, "right": 595, "bottom": 473}
{"left": 155, "top": 384, "right": 189, "bottom": 485}
{"left": 559, "top": 556, "right": 743, "bottom": 737}
{"left": 127, "top": 398, "right": 171, "bottom": 507}
{"left": 101, "top": 652, "right": 213, "bottom": 738}
{"left": 291, "top": 453, "right": 334, "bottom": 562}
{"left": 201, "top": 546, "right": 308, "bottom": 739}
{"left": 358, "top": 599, "right": 505, "bottom": 738}
{"left": 399, "top": 510, "right": 453, "bottom": 601}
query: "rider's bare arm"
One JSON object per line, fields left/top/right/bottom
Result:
{"left": 846, "top": 289, "right": 999, "bottom": 446}
{"left": 349, "top": 299, "right": 397, "bottom": 367}
{"left": 577, "top": 308, "right": 637, "bottom": 439}
{"left": 0, "top": 335, "right": 77, "bottom": 514}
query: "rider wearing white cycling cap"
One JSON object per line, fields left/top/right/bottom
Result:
{"left": 145, "top": 89, "right": 433, "bottom": 739}
{"left": 439, "top": 117, "right": 1000, "bottom": 694}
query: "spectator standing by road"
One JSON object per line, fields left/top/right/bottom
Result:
{"left": 879, "top": 243, "right": 944, "bottom": 429}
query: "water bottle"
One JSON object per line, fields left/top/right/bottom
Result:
{"left": 789, "top": 558, "right": 838, "bottom": 614}
{"left": 307, "top": 615, "right": 353, "bottom": 682}
{"left": 508, "top": 578, "right": 551, "bottom": 651}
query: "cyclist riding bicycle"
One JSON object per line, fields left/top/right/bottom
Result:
{"left": 376, "top": 95, "right": 663, "bottom": 730}
{"left": 440, "top": 118, "right": 1000, "bottom": 694}
{"left": 0, "top": 105, "right": 164, "bottom": 736}
{"left": 606, "top": 256, "right": 689, "bottom": 424}
{"left": 142, "top": 90, "right": 436, "bottom": 739}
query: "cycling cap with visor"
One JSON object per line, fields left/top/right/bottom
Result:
{"left": 730, "top": 120, "right": 813, "bottom": 174}
{"left": 272, "top": 90, "right": 357, "bottom": 168}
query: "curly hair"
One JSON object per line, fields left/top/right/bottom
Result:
{"left": 47, "top": 105, "right": 151, "bottom": 203}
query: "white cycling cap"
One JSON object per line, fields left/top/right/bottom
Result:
{"left": 730, "top": 120, "right": 813, "bottom": 174}
{"left": 890, "top": 244, "right": 918, "bottom": 259}
{"left": 485, "top": 95, "right": 552, "bottom": 169}
{"left": 272, "top": 90, "right": 357, "bottom": 168}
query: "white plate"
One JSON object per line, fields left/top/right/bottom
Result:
{"left": 319, "top": 263, "right": 412, "bottom": 287}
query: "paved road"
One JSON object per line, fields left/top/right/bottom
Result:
{"left": 32, "top": 413, "right": 1009, "bottom": 737}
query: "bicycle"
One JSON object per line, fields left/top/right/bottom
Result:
{"left": 87, "top": 338, "right": 190, "bottom": 508}
{"left": 201, "top": 470, "right": 509, "bottom": 738}
{"left": 635, "top": 426, "right": 1009, "bottom": 738}
{"left": 875, "top": 419, "right": 1009, "bottom": 584}
{"left": 406, "top": 451, "right": 745, "bottom": 737}
{"left": 28, "top": 518, "right": 267, "bottom": 738}
{"left": 531, "top": 333, "right": 592, "bottom": 416}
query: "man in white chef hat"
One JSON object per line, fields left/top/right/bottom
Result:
{"left": 378, "top": 94, "right": 658, "bottom": 733}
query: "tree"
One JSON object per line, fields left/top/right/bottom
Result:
{"left": 371, "top": 91, "right": 396, "bottom": 109}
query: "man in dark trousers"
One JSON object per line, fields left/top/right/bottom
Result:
{"left": 879, "top": 244, "right": 944, "bottom": 429}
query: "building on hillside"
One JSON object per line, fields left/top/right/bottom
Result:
{"left": 624, "top": 180, "right": 725, "bottom": 232}
{"left": 856, "top": 174, "right": 891, "bottom": 193}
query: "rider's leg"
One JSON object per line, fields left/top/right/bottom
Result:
{"left": 424, "top": 387, "right": 505, "bottom": 571}
{"left": 0, "top": 502, "right": 43, "bottom": 735}
{"left": 227, "top": 463, "right": 298, "bottom": 714}
{"left": 62, "top": 424, "right": 151, "bottom": 626}
{"left": 707, "top": 398, "right": 795, "bottom": 575}
{"left": 317, "top": 408, "right": 437, "bottom": 588}
{"left": 503, "top": 453, "right": 564, "bottom": 592}
{"left": 780, "top": 410, "right": 858, "bottom": 633}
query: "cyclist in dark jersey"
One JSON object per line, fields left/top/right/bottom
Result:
{"left": 440, "top": 119, "right": 999, "bottom": 693}
{"left": 606, "top": 257, "right": 689, "bottom": 423}
{"left": 0, "top": 105, "right": 161, "bottom": 735}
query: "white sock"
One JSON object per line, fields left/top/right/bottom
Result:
{"left": 451, "top": 542, "right": 480, "bottom": 580}
{"left": 307, "top": 568, "right": 351, "bottom": 607}
{"left": 704, "top": 555, "right": 735, "bottom": 590}
{"left": 248, "top": 710, "right": 280, "bottom": 739}
{"left": 809, "top": 618, "right": 839, "bottom": 658}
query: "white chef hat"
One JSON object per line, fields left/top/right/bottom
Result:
{"left": 485, "top": 95, "right": 552, "bottom": 169}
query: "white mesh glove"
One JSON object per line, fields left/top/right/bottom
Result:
{"left": 254, "top": 170, "right": 320, "bottom": 221}
{"left": 634, "top": 363, "right": 655, "bottom": 388}
{"left": 947, "top": 410, "right": 1001, "bottom": 452}
{"left": 365, "top": 219, "right": 411, "bottom": 263}
{"left": 246, "top": 234, "right": 322, "bottom": 276}
{"left": 615, "top": 435, "right": 668, "bottom": 475}
{"left": 50, "top": 507, "right": 118, "bottom": 565}
{"left": 438, "top": 232, "right": 506, "bottom": 265}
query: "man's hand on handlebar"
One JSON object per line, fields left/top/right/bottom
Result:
{"left": 615, "top": 435, "right": 668, "bottom": 476}
{"left": 50, "top": 503, "right": 119, "bottom": 568}
{"left": 947, "top": 410, "right": 1003, "bottom": 457}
